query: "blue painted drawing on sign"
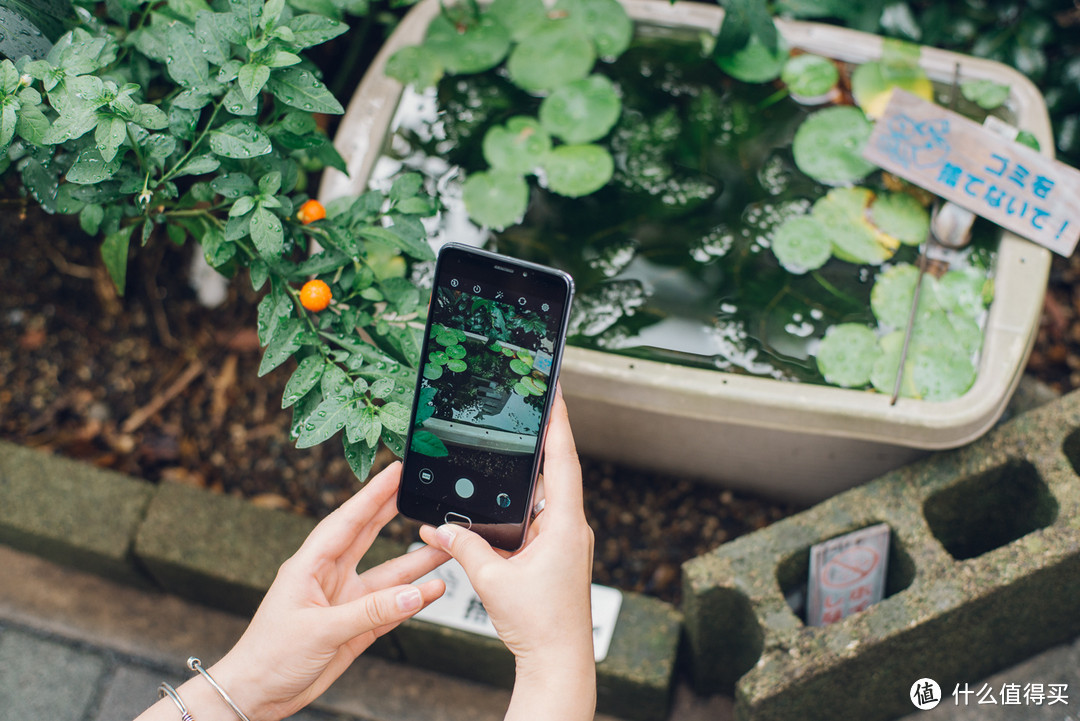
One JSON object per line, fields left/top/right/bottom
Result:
{"left": 874, "top": 114, "right": 951, "bottom": 170}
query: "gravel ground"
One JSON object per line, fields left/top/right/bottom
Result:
{"left": 2, "top": 204, "right": 1073, "bottom": 605}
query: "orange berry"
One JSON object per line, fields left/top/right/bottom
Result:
{"left": 300, "top": 279, "right": 332, "bottom": 312}
{"left": 297, "top": 199, "right": 326, "bottom": 224}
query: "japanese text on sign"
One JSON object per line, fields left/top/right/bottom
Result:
{"left": 863, "top": 90, "right": 1080, "bottom": 257}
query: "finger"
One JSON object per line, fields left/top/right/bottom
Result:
{"left": 295, "top": 463, "right": 402, "bottom": 564}
{"left": 540, "top": 386, "right": 584, "bottom": 516}
{"left": 354, "top": 544, "right": 450, "bottom": 594}
{"left": 327, "top": 578, "right": 445, "bottom": 646}
{"left": 419, "top": 523, "right": 504, "bottom": 581}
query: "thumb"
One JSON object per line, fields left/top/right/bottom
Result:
{"left": 420, "top": 523, "right": 503, "bottom": 583}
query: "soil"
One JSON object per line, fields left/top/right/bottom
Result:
{"left": 2, "top": 202, "right": 1075, "bottom": 605}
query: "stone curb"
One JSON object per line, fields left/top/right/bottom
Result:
{"left": 0, "top": 439, "right": 681, "bottom": 721}
{"left": 682, "top": 386, "right": 1080, "bottom": 721}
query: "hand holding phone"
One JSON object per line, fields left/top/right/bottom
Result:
{"left": 398, "top": 243, "right": 575, "bottom": 550}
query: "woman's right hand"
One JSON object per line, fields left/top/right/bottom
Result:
{"left": 419, "top": 387, "right": 596, "bottom": 720}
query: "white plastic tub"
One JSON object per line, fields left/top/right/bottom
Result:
{"left": 321, "top": 0, "right": 1053, "bottom": 503}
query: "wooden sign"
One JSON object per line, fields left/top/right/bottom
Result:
{"left": 863, "top": 90, "right": 1080, "bottom": 257}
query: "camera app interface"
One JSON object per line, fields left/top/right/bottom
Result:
{"left": 408, "top": 270, "right": 566, "bottom": 524}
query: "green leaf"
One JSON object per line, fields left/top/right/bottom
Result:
{"left": 462, "top": 169, "right": 528, "bottom": 231}
{"left": 540, "top": 144, "right": 613, "bottom": 198}
{"left": 174, "top": 154, "right": 221, "bottom": 178}
{"left": 781, "top": 53, "right": 839, "bottom": 99}
{"left": 259, "top": 317, "right": 304, "bottom": 376}
{"left": 553, "top": 0, "right": 633, "bottom": 59}
{"left": 714, "top": 31, "right": 788, "bottom": 84}
{"left": 282, "top": 355, "right": 325, "bottom": 408}
{"left": 961, "top": 79, "right": 1010, "bottom": 110}
{"left": 288, "top": 14, "right": 348, "bottom": 48}
{"left": 95, "top": 116, "right": 127, "bottom": 163}
{"left": 506, "top": 20, "right": 595, "bottom": 92}
{"left": 80, "top": 204, "right": 104, "bottom": 235}
{"left": 771, "top": 215, "right": 833, "bottom": 274}
{"left": 424, "top": 13, "right": 511, "bottom": 75}
{"left": 355, "top": 221, "right": 435, "bottom": 261}
{"left": 296, "top": 392, "right": 355, "bottom": 448}
{"left": 257, "top": 289, "right": 292, "bottom": 345}
{"left": 385, "top": 45, "right": 444, "bottom": 89}
{"left": 410, "top": 429, "right": 448, "bottom": 458}
{"left": 482, "top": 116, "right": 551, "bottom": 175}
{"left": 101, "top": 225, "right": 134, "bottom": 296}
{"left": 815, "top": 322, "right": 881, "bottom": 388}
{"left": 238, "top": 63, "right": 271, "bottom": 101}
{"left": 539, "top": 74, "right": 621, "bottom": 145}
{"left": 212, "top": 173, "right": 257, "bottom": 198}
{"left": 0, "top": 100, "right": 16, "bottom": 150}
{"left": 346, "top": 404, "right": 381, "bottom": 447}
{"left": 66, "top": 146, "right": 123, "bottom": 184}
{"left": 15, "top": 95, "right": 49, "bottom": 145}
{"left": 813, "top": 187, "right": 897, "bottom": 265}
{"left": 210, "top": 119, "right": 273, "bottom": 158}
{"left": 487, "top": 0, "right": 548, "bottom": 41}
{"left": 41, "top": 101, "right": 99, "bottom": 144}
{"left": 343, "top": 436, "right": 377, "bottom": 480}
{"left": 870, "top": 191, "right": 929, "bottom": 246}
{"left": 870, "top": 263, "right": 939, "bottom": 329}
{"left": 792, "top": 106, "right": 876, "bottom": 186}
{"left": 0, "top": 6, "right": 56, "bottom": 61}
{"left": 249, "top": 205, "right": 284, "bottom": 258}
{"left": 163, "top": 25, "right": 211, "bottom": 88}
{"left": 266, "top": 67, "right": 344, "bottom": 114}
{"left": 194, "top": 10, "right": 230, "bottom": 65}
{"left": 378, "top": 401, "right": 410, "bottom": 434}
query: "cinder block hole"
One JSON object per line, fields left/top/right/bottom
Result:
{"left": 777, "top": 523, "right": 915, "bottom": 625}
{"left": 923, "top": 459, "right": 1057, "bottom": 561}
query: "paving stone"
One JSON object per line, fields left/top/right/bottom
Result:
{"left": 0, "top": 440, "right": 155, "bottom": 586}
{"left": 0, "top": 629, "right": 105, "bottom": 721}
{"left": 682, "top": 387, "right": 1080, "bottom": 721}
{"left": 91, "top": 665, "right": 179, "bottom": 721}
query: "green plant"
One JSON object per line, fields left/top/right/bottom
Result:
{"left": 0, "top": 0, "right": 434, "bottom": 482}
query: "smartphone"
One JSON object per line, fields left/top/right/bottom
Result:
{"left": 398, "top": 243, "right": 575, "bottom": 550}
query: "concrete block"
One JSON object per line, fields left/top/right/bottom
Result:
{"left": 682, "top": 387, "right": 1080, "bottom": 721}
{"left": 394, "top": 590, "right": 682, "bottom": 721}
{"left": 0, "top": 440, "right": 154, "bottom": 585}
{"left": 0, "top": 628, "right": 106, "bottom": 721}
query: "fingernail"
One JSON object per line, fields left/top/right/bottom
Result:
{"left": 396, "top": 587, "right": 422, "bottom": 612}
{"left": 436, "top": 524, "right": 456, "bottom": 550}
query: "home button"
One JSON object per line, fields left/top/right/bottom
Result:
{"left": 444, "top": 512, "right": 472, "bottom": 529}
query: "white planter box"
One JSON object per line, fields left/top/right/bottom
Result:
{"left": 321, "top": 0, "right": 1053, "bottom": 503}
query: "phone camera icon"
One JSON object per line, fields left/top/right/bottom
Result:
{"left": 419, "top": 468, "right": 434, "bottom": 484}
{"left": 496, "top": 493, "right": 511, "bottom": 508}
{"left": 450, "top": 278, "right": 459, "bottom": 288}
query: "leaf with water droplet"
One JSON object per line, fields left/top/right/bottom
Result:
{"left": 296, "top": 392, "right": 355, "bottom": 448}
{"left": 266, "top": 67, "right": 343, "bottom": 115}
{"left": 539, "top": 74, "right": 621, "bottom": 145}
{"left": 553, "top": 0, "right": 633, "bottom": 59}
{"left": 320, "top": 362, "right": 351, "bottom": 398}
{"left": 540, "top": 144, "right": 613, "bottom": 198}
{"left": 793, "top": 106, "right": 876, "bottom": 186}
{"left": 462, "top": 169, "right": 528, "bottom": 231}
{"left": 343, "top": 435, "right": 376, "bottom": 481}
{"left": 249, "top": 205, "right": 283, "bottom": 259}
{"left": 259, "top": 317, "right": 304, "bottom": 377}
{"left": 282, "top": 355, "right": 325, "bottom": 408}
{"left": 378, "top": 402, "right": 410, "bottom": 435}
{"left": 237, "top": 62, "right": 271, "bottom": 101}
{"left": 815, "top": 322, "right": 881, "bottom": 388}
{"left": 771, "top": 215, "right": 832, "bottom": 274}
{"left": 425, "top": 13, "right": 511, "bottom": 75}
{"left": 781, "top": 53, "right": 838, "bottom": 101}
{"left": 482, "top": 116, "right": 551, "bottom": 176}
{"left": 210, "top": 119, "right": 272, "bottom": 158}
{"left": 506, "top": 20, "right": 595, "bottom": 92}
{"left": 94, "top": 115, "right": 127, "bottom": 164}
{"left": 66, "top": 145, "right": 122, "bottom": 184}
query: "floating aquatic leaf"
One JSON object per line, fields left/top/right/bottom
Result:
{"left": 384, "top": 45, "right": 444, "bottom": 89}
{"left": 870, "top": 192, "right": 929, "bottom": 246}
{"left": 792, "top": 106, "right": 877, "bottom": 186}
{"left": 425, "top": 13, "right": 511, "bottom": 75}
{"left": 506, "top": 20, "right": 595, "bottom": 92}
{"left": 771, "top": 215, "right": 833, "bottom": 274}
{"left": 870, "top": 263, "right": 938, "bottom": 329}
{"left": 714, "top": 33, "right": 788, "bottom": 84}
{"left": 815, "top": 323, "right": 881, "bottom": 388}
{"left": 553, "top": 0, "right": 633, "bottom": 59}
{"left": 781, "top": 53, "right": 838, "bottom": 101}
{"left": 429, "top": 350, "right": 448, "bottom": 365}
{"left": 423, "top": 364, "right": 444, "bottom": 380}
{"left": 446, "top": 359, "right": 468, "bottom": 372}
{"left": 446, "top": 343, "right": 468, "bottom": 359}
{"left": 512, "top": 380, "right": 531, "bottom": 396}
{"left": 540, "top": 144, "right": 613, "bottom": 197}
{"left": 462, "top": 169, "right": 529, "bottom": 230}
{"left": 539, "top": 74, "right": 621, "bottom": 144}
{"left": 937, "top": 268, "right": 991, "bottom": 318}
{"left": 812, "top": 187, "right": 898, "bottom": 265}
{"left": 487, "top": 0, "right": 548, "bottom": 41}
{"left": 509, "top": 358, "right": 531, "bottom": 375}
{"left": 961, "top": 79, "right": 1010, "bottom": 111}
{"left": 482, "top": 116, "right": 552, "bottom": 174}
{"left": 851, "top": 39, "right": 932, "bottom": 118}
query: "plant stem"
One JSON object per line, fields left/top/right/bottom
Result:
{"left": 158, "top": 97, "right": 226, "bottom": 186}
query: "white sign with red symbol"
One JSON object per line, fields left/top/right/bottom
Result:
{"left": 806, "top": 523, "right": 890, "bottom": 627}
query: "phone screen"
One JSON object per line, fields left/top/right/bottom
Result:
{"left": 398, "top": 244, "right": 574, "bottom": 547}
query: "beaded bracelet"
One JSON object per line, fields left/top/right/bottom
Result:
{"left": 158, "top": 682, "right": 194, "bottom": 721}
{"left": 187, "top": 657, "right": 252, "bottom": 721}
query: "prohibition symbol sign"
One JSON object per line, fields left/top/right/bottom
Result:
{"left": 820, "top": 546, "right": 880, "bottom": 589}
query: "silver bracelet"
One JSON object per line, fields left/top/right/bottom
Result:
{"left": 187, "top": 657, "right": 252, "bottom": 721}
{"left": 158, "top": 682, "right": 195, "bottom": 721}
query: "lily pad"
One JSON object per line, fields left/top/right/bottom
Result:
{"left": 446, "top": 343, "right": 468, "bottom": 359}
{"left": 812, "top": 187, "right": 899, "bottom": 265}
{"left": 961, "top": 79, "right": 1010, "bottom": 110}
{"left": 512, "top": 380, "right": 531, "bottom": 396}
{"left": 506, "top": 20, "right": 596, "bottom": 92}
{"left": 869, "top": 191, "right": 929, "bottom": 246}
{"left": 937, "top": 268, "right": 991, "bottom": 318}
{"left": 714, "top": 33, "right": 789, "bottom": 84}
{"left": 423, "top": 364, "right": 444, "bottom": 380}
{"left": 815, "top": 322, "right": 881, "bottom": 388}
{"left": 870, "top": 262, "right": 938, "bottom": 329}
{"left": 792, "top": 106, "right": 877, "bottom": 186}
{"left": 771, "top": 215, "right": 833, "bottom": 274}
{"left": 553, "top": 0, "right": 633, "bottom": 59}
{"left": 385, "top": 45, "right": 444, "bottom": 89}
{"left": 428, "top": 350, "right": 449, "bottom": 365}
{"left": 462, "top": 169, "right": 529, "bottom": 230}
{"left": 424, "top": 13, "right": 511, "bottom": 75}
{"left": 509, "top": 358, "right": 532, "bottom": 375}
{"left": 515, "top": 351, "right": 534, "bottom": 366}
{"left": 539, "top": 74, "right": 621, "bottom": 144}
{"left": 781, "top": 53, "right": 838, "bottom": 101}
{"left": 446, "top": 359, "right": 468, "bottom": 372}
{"left": 483, "top": 116, "right": 552, "bottom": 175}
{"left": 540, "top": 144, "right": 614, "bottom": 197}
{"left": 851, "top": 39, "right": 932, "bottom": 118}
{"left": 486, "top": 0, "right": 548, "bottom": 41}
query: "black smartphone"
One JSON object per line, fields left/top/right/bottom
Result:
{"left": 398, "top": 243, "right": 575, "bottom": 550}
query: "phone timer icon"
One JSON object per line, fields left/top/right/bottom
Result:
{"left": 450, "top": 278, "right": 459, "bottom": 288}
